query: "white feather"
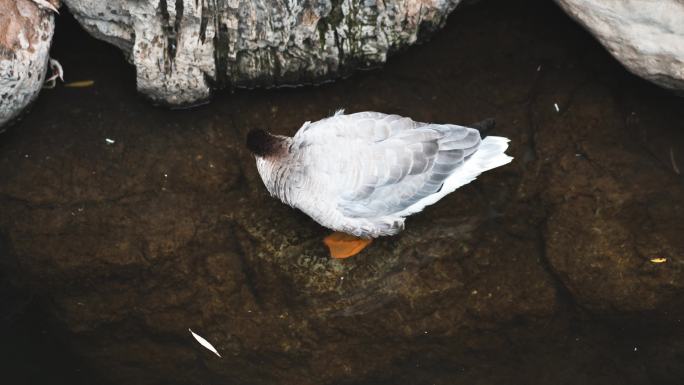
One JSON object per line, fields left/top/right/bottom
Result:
{"left": 395, "top": 136, "right": 512, "bottom": 217}
{"left": 189, "top": 328, "right": 222, "bottom": 358}
{"left": 44, "top": 58, "right": 64, "bottom": 88}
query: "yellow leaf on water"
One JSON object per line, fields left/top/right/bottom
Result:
{"left": 650, "top": 257, "right": 667, "bottom": 264}
{"left": 64, "top": 80, "right": 95, "bottom": 88}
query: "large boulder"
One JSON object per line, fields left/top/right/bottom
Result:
{"left": 554, "top": 0, "right": 684, "bottom": 93}
{"left": 62, "top": 0, "right": 463, "bottom": 106}
{"left": 0, "top": 0, "right": 58, "bottom": 130}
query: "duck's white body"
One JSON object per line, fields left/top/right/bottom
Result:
{"left": 254, "top": 110, "right": 512, "bottom": 238}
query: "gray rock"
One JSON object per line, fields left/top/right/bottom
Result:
{"left": 0, "top": 0, "right": 57, "bottom": 130}
{"left": 555, "top": 0, "right": 684, "bottom": 92}
{"left": 62, "top": 0, "right": 463, "bottom": 106}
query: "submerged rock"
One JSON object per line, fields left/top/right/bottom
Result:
{"left": 536, "top": 83, "right": 684, "bottom": 313}
{"left": 555, "top": 0, "right": 684, "bottom": 93}
{"left": 0, "top": 117, "right": 556, "bottom": 384}
{"left": 0, "top": 0, "right": 58, "bottom": 130}
{"left": 62, "top": 0, "right": 463, "bottom": 106}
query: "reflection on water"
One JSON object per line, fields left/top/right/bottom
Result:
{"left": 1, "top": 0, "right": 683, "bottom": 384}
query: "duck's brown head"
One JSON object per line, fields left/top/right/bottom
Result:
{"left": 246, "top": 129, "right": 287, "bottom": 158}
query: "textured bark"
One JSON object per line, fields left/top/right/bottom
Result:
{"left": 554, "top": 0, "right": 684, "bottom": 93}
{"left": 62, "top": 0, "right": 463, "bottom": 106}
{"left": 0, "top": 0, "right": 57, "bottom": 130}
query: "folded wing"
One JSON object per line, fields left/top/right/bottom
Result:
{"left": 295, "top": 111, "right": 482, "bottom": 219}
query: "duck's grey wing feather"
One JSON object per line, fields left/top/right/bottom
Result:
{"left": 291, "top": 111, "right": 481, "bottom": 219}
{"left": 336, "top": 123, "right": 481, "bottom": 218}
{"left": 294, "top": 111, "right": 422, "bottom": 143}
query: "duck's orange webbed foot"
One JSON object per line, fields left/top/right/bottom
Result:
{"left": 323, "top": 232, "right": 373, "bottom": 259}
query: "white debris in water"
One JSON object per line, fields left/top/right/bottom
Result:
{"left": 633, "top": 347, "right": 638, "bottom": 352}
{"left": 554, "top": 103, "right": 560, "bottom": 112}
{"left": 537, "top": 65, "right": 542, "bottom": 71}
{"left": 44, "top": 58, "right": 64, "bottom": 89}
{"left": 105, "top": 138, "right": 115, "bottom": 145}
{"left": 189, "top": 328, "right": 221, "bottom": 358}
{"left": 48, "top": 58, "right": 64, "bottom": 81}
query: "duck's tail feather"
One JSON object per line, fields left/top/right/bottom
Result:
{"left": 395, "top": 136, "right": 512, "bottom": 217}
{"left": 466, "top": 136, "right": 513, "bottom": 173}
{"left": 433, "top": 135, "right": 513, "bottom": 203}
{"left": 437, "top": 135, "right": 512, "bottom": 195}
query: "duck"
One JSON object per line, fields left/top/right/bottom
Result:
{"left": 247, "top": 110, "right": 513, "bottom": 259}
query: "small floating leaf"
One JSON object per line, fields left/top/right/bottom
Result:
{"left": 189, "top": 328, "right": 221, "bottom": 358}
{"left": 650, "top": 257, "right": 667, "bottom": 264}
{"left": 65, "top": 80, "right": 95, "bottom": 88}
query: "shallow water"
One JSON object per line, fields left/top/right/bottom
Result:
{"left": 1, "top": 0, "right": 684, "bottom": 384}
